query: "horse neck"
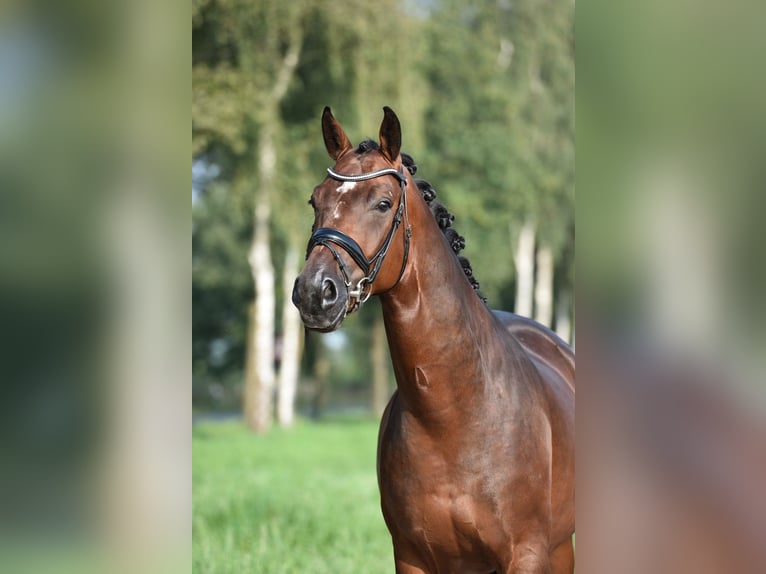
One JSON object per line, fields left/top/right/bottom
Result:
{"left": 379, "top": 194, "right": 498, "bottom": 420}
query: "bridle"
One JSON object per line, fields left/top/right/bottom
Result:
{"left": 306, "top": 165, "right": 412, "bottom": 314}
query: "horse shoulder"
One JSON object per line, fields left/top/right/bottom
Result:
{"left": 492, "top": 310, "right": 575, "bottom": 393}
{"left": 493, "top": 310, "right": 576, "bottom": 544}
{"left": 377, "top": 389, "right": 400, "bottom": 475}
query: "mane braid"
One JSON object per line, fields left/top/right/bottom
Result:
{"left": 401, "top": 152, "right": 487, "bottom": 304}
{"left": 351, "top": 142, "right": 486, "bottom": 303}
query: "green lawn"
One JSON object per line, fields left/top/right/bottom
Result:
{"left": 193, "top": 418, "right": 393, "bottom": 573}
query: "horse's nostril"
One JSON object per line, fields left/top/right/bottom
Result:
{"left": 291, "top": 278, "right": 301, "bottom": 307}
{"left": 321, "top": 278, "right": 338, "bottom": 308}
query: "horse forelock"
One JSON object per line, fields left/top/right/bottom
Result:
{"left": 355, "top": 139, "right": 380, "bottom": 154}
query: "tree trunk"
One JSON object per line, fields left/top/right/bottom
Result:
{"left": 243, "top": 301, "right": 257, "bottom": 422}
{"left": 371, "top": 311, "right": 390, "bottom": 417}
{"left": 555, "top": 286, "right": 572, "bottom": 345}
{"left": 534, "top": 243, "right": 554, "bottom": 328}
{"left": 243, "top": 123, "right": 277, "bottom": 433}
{"left": 240, "top": 32, "right": 303, "bottom": 431}
{"left": 277, "top": 245, "right": 303, "bottom": 427}
{"left": 513, "top": 219, "right": 536, "bottom": 318}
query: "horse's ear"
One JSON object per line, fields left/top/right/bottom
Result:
{"left": 322, "top": 106, "right": 353, "bottom": 161}
{"left": 379, "top": 106, "right": 401, "bottom": 163}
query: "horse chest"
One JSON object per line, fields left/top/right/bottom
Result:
{"left": 379, "top": 429, "right": 508, "bottom": 569}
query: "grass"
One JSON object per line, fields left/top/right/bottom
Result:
{"left": 193, "top": 417, "right": 393, "bottom": 573}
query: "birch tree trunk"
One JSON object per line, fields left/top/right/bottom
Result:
{"left": 555, "top": 286, "right": 572, "bottom": 345}
{"left": 242, "top": 35, "right": 302, "bottom": 433}
{"left": 243, "top": 301, "right": 257, "bottom": 420}
{"left": 513, "top": 219, "right": 536, "bottom": 318}
{"left": 534, "top": 243, "right": 554, "bottom": 328}
{"left": 244, "top": 122, "right": 277, "bottom": 433}
{"left": 277, "top": 245, "right": 303, "bottom": 427}
{"left": 371, "top": 311, "right": 389, "bottom": 417}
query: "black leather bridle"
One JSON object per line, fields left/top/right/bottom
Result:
{"left": 306, "top": 165, "right": 412, "bottom": 314}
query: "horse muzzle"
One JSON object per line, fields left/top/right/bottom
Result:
{"left": 292, "top": 269, "right": 348, "bottom": 332}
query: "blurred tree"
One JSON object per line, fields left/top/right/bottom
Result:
{"left": 505, "top": 0, "right": 574, "bottom": 329}
{"left": 192, "top": 179, "right": 252, "bottom": 409}
{"left": 421, "top": 0, "right": 574, "bottom": 330}
{"left": 515, "top": 220, "right": 536, "bottom": 317}
{"left": 555, "top": 221, "right": 575, "bottom": 342}
{"left": 193, "top": 0, "right": 312, "bottom": 432}
{"left": 275, "top": 247, "right": 302, "bottom": 427}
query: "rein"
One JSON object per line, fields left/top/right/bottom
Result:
{"left": 306, "top": 165, "right": 412, "bottom": 314}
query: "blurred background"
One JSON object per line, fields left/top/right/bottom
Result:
{"left": 578, "top": 0, "right": 766, "bottom": 571}
{"left": 1, "top": 0, "right": 763, "bottom": 572}
{"left": 191, "top": 0, "right": 575, "bottom": 428}
{"left": 192, "top": 1, "right": 573, "bottom": 570}
{"left": 1, "top": 0, "right": 188, "bottom": 573}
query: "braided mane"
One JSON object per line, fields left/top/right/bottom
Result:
{"left": 355, "top": 140, "right": 486, "bottom": 303}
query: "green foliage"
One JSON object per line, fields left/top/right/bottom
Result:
{"left": 193, "top": 419, "right": 391, "bottom": 573}
{"left": 192, "top": 180, "right": 253, "bottom": 407}
{"left": 422, "top": 0, "right": 574, "bottom": 283}
{"left": 192, "top": 0, "right": 574, "bottom": 397}
{"left": 192, "top": 65, "right": 256, "bottom": 156}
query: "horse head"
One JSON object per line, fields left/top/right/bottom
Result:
{"left": 292, "top": 106, "right": 412, "bottom": 332}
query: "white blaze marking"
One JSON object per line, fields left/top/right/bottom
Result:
{"left": 336, "top": 181, "right": 357, "bottom": 193}
{"left": 333, "top": 201, "right": 345, "bottom": 220}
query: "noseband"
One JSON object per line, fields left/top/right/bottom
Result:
{"left": 306, "top": 165, "right": 412, "bottom": 314}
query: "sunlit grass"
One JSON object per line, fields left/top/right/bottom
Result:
{"left": 193, "top": 418, "right": 392, "bottom": 573}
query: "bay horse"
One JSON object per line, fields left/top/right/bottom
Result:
{"left": 292, "top": 107, "right": 575, "bottom": 573}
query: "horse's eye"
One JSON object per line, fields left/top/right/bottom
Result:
{"left": 376, "top": 199, "right": 392, "bottom": 213}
